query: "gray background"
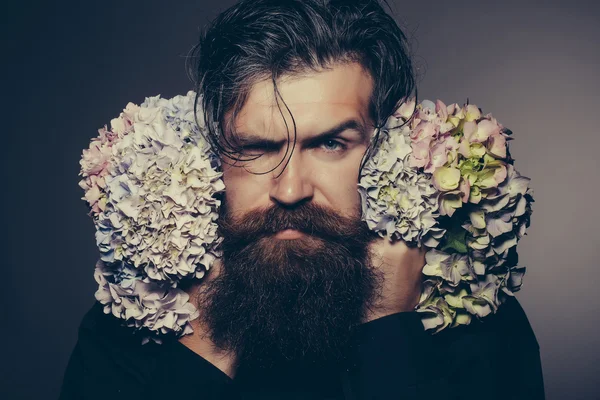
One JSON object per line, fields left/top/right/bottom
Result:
{"left": 2, "top": 0, "right": 599, "bottom": 399}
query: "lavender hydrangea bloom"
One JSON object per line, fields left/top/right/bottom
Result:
{"left": 94, "top": 260, "right": 198, "bottom": 344}
{"left": 80, "top": 91, "right": 224, "bottom": 343}
{"left": 358, "top": 113, "right": 446, "bottom": 248}
{"left": 360, "top": 98, "right": 534, "bottom": 333}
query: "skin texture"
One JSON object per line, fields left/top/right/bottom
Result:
{"left": 180, "top": 62, "right": 426, "bottom": 378}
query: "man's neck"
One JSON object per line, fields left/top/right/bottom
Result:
{"left": 179, "top": 280, "right": 238, "bottom": 378}
{"left": 178, "top": 319, "right": 237, "bottom": 378}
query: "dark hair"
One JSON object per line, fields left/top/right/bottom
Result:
{"left": 187, "top": 0, "right": 417, "bottom": 176}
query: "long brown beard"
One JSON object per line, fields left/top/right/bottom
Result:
{"left": 196, "top": 199, "right": 382, "bottom": 370}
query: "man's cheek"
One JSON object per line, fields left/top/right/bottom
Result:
{"left": 323, "top": 176, "right": 362, "bottom": 216}
{"left": 222, "top": 176, "right": 255, "bottom": 212}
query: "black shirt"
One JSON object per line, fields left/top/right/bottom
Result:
{"left": 58, "top": 296, "right": 545, "bottom": 399}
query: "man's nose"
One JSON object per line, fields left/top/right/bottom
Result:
{"left": 268, "top": 151, "right": 314, "bottom": 208}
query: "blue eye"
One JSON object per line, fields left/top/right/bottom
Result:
{"left": 321, "top": 139, "right": 345, "bottom": 152}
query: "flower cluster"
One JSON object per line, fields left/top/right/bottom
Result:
{"left": 359, "top": 99, "right": 534, "bottom": 332}
{"left": 80, "top": 92, "right": 534, "bottom": 342}
{"left": 79, "top": 91, "right": 224, "bottom": 343}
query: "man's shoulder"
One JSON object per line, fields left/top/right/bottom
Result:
{"left": 426, "top": 296, "right": 544, "bottom": 398}
{"left": 78, "top": 301, "right": 149, "bottom": 347}
{"left": 74, "top": 301, "right": 164, "bottom": 381}
{"left": 477, "top": 295, "right": 540, "bottom": 349}
{"left": 435, "top": 295, "right": 540, "bottom": 364}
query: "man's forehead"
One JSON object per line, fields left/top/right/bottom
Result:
{"left": 247, "top": 63, "right": 372, "bottom": 106}
{"left": 225, "top": 63, "right": 374, "bottom": 140}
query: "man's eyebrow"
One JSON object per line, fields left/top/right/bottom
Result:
{"left": 234, "top": 118, "right": 367, "bottom": 146}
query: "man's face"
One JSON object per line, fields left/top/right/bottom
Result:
{"left": 221, "top": 61, "right": 374, "bottom": 222}
{"left": 199, "top": 62, "right": 381, "bottom": 371}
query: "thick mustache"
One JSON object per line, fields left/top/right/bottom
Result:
{"left": 218, "top": 202, "right": 371, "bottom": 243}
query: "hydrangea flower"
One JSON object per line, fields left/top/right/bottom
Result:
{"left": 358, "top": 101, "right": 446, "bottom": 248}
{"left": 79, "top": 91, "right": 224, "bottom": 343}
{"left": 94, "top": 259, "right": 198, "bottom": 344}
{"left": 359, "top": 98, "right": 534, "bottom": 333}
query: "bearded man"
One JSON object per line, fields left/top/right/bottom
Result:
{"left": 59, "top": 1, "right": 545, "bottom": 399}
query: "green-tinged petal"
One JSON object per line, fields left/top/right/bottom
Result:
{"left": 463, "top": 120, "right": 478, "bottom": 142}
{"left": 418, "top": 308, "right": 447, "bottom": 331}
{"left": 476, "top": 168, "right": 499, "bottom": 189}
{"left": 444, "top": 288, "right": 469, "bottom": 308}
{"left": 474, "top": 119, "right": 499, "bottom": 142}
{"left": 422, "top": 262, "right": 443, "bottom": 277}
{"left": 469, "top": 209, "right": 486, "bottom": 229}
{"left": 425, "top": 248, "right": 452, "bottom": 265}
{"left": 462, "top": 296, "right": 493, "bottom": 317}
{"left": 458, "top": 157, "right": 477, "bottom": 173}
{"left": 470, "top": 142, "right": 487, "bottom": 157}
{"left": 417, "top": 298, "right": 455, "bottom": 332}
{"left": 399, "top": 193, "right": 411, "bottom": 210}
{"left": 472, "top": 259, "right": 487, "bottom": 275}
{"left": 433, "top": 166, "right": 461, "bottom": 191}
{"left": 453, "top": 311, "right": 472, "bottom": 326}
{"left": 448, "top": 115, "right": 462, "bottom": 128}
{"left": 468, "top": 233, "right": 491, "bottom": 250}
{"left": 440, "top": 192, "right": 463, "bottom": 217}
{"left": 482, "top": 153, "right": 504, "bottom": 167}
{"left": 469, "top": 185, "right": 482, "bottom": 204}
{"left": 418, "top": 278, "right": 440, "bottom": 304}
{"left": 465, "top": 104, "right": 481, "bottom": 122}
{"left": 464, "top": 172, "right": 478, "bottom": 186}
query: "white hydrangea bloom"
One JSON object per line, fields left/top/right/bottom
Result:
{"left": 95, "top": 91, "right": 223, "bottom": 282}
{"left": 94, "top": 260, "right": 198, "bottom": 344}
{"left": 358, "top": 117, "right": 446, "bottom": 248}
{"left": 81, "top": 91, "right": 224, "bottom": 342}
